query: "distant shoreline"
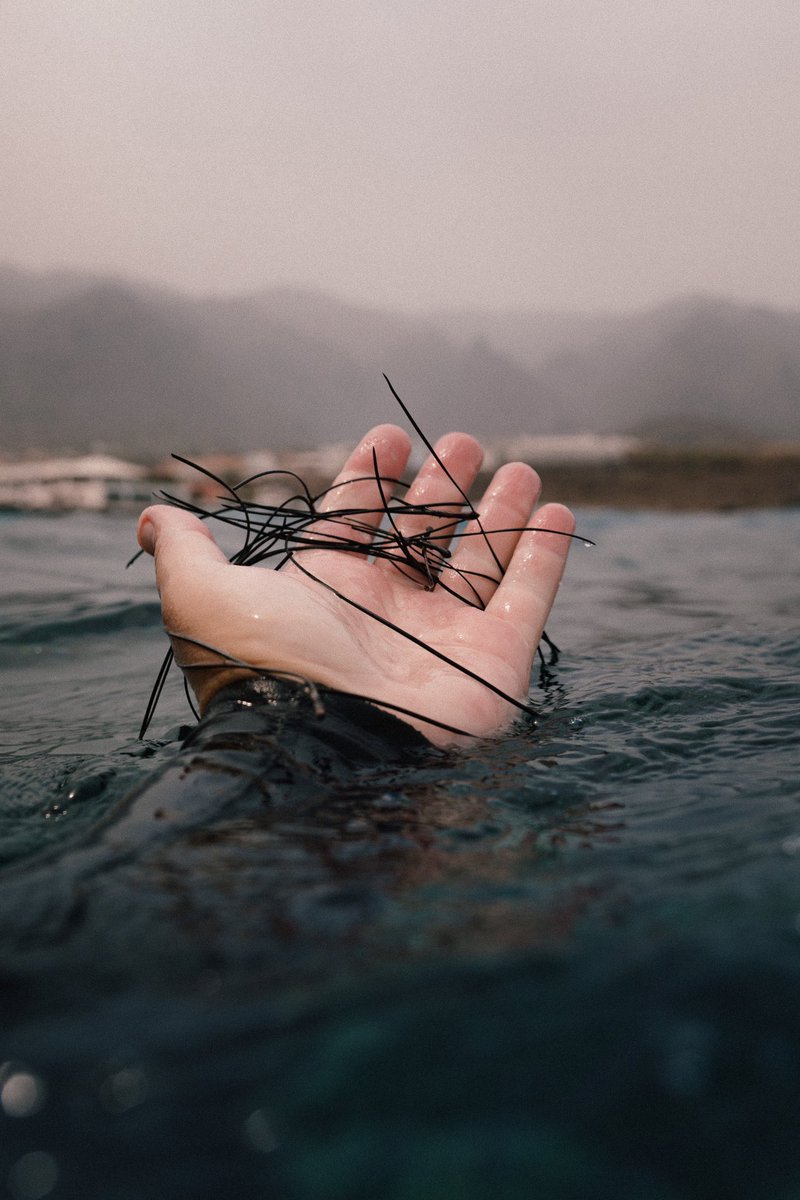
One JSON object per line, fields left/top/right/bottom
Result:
{"left": 2, "top": 448, "right": 798, "bottom": 514}
{"left": 527, "top": 449, "right": 800, "bottom": 511}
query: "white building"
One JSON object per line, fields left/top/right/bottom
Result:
{"left": 482, "top": 432, "right": 642, "bottom": 470}
{"left": 0, "top": 455, "right": 152, "bottom": 511}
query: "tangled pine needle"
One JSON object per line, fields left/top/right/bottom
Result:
{"left": 131, "top": 378, "right": 591, "bottom": 739}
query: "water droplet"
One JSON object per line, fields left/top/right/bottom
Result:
{"left": 42, "top": 804, "right": 67, "bottom": 823}
{"left": 8, "top": 1151, "right": 58, "bottom": 1200}
{"left": 243, "top": 1108, "right": 280, "bottom": 1154}
{"left": 1, "top": 1065, "right": 47, "bottom": 1118}
{"left": 98, "top": 1066, "right": 148, "bottom": 1113}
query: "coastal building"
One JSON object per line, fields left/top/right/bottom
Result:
{"left": 0, "top": 455, "right": 153, "bottom": 511}
{"left": 481, "top": 433, "right": 642, "bottom": 471}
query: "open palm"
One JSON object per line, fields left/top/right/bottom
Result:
{"left": 138, "top": 424, "right": 575, "bottom": 745}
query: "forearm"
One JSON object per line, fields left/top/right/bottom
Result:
{"left": 187, "top": 676, "right": 431, "bottom": 779}
{"left": 126, "top": 678, "right": 431, "bottom": 826}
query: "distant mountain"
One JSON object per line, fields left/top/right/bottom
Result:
{"left": 0, "top": 275, "right": 375, "bottom": 455}
{"left": 431, "top": 294, "right": 800, "bottom": 441}
{"left": 0, "top": 263, "right": 104, "bottom": 310}
{"left": 1, "top": 266, "right": 798, "bottom": 455}
{"left": 214, "top": 287, "right": 561, "bottom": 438}
{"left": 430, "top": 304, "right": 629, "bottom": 370}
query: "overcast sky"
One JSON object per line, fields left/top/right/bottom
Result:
{"left": 3, "top": 0, "right": 799, "bottom": 313}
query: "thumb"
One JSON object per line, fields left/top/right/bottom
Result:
{"left": 137, "top": 505, "right": 230, "bottom": 600}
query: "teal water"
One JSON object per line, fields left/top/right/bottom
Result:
{"left": 1, "top": 508, "right": 799, "bottom": 1199}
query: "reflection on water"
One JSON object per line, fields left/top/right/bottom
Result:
{"left": 1, "top": 509, "right": 799, "bottom": 1199}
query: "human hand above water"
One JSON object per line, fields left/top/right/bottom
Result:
{"left": 137, "top": 423, "right": 575, "bottom": 745}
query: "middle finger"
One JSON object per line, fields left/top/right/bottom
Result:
{"left": 381, "top": 432, "right": 484, "bottom": 585}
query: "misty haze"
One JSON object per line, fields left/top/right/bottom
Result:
{"left": 2, "top": 265, "right": 799, "bottom": 459}
{"left": 4, "top": 3, "right": 800, "bottom": 464}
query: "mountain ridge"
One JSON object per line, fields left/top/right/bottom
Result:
{"left": 1, "top": 265, "right": 798, "bottom": 455}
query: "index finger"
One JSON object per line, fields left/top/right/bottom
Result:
{"left": 308, "top": 424, "right": 412, "bottom": 548}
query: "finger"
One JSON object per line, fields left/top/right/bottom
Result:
{"left": 138, "top": 504, "right": 260, "bottom": 712}
{"left": 308, "top": 423, "right": 412, "bottom": 549}
{"left": 138, "top": 504, "right": 230, "bottom": 603}
{"left": 386, "top": 432, "right": 484, "bottom": 582}
{"left": 486, "top": 503, "right": 576, "bottom": 644}
{"left": 445, "top": 462, "right": 542, "bottom": 606}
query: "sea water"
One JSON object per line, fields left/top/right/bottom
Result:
{"left": 1, "top": 507, "right": 799, "bottom": 1200}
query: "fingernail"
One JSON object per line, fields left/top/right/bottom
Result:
{"left": 138, "top": 515, "right": 155, "bottom": 555}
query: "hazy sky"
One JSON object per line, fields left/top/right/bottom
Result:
{"left": 3, "top": 0, "right": 799, "bottom": 312}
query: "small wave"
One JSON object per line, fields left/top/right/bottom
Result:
{"left": 0, "top": 599, "right": 162, "bottom": 644}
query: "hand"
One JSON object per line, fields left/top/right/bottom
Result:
{"left": 137, "top": 424, "right": 575, "bottom": 745}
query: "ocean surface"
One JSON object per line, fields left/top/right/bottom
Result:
{"left": 1, "top": 506, "right": 799, "bottom": 1200}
